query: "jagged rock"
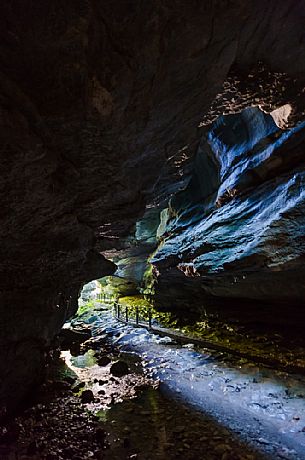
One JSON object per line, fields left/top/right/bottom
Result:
{"left": 152, "top": 108, "right": 305, "bottom": 325}
{"left": 110, "top": 361, "right": 129, "bottom": 377}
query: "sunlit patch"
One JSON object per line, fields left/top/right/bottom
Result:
{"left": 61, "top": 348, "right": 157, "bottom": 411}
{"left": 88, "top": 305, "right": 305, "bottom": 458}
{"left": 270, "top": 104, "right": 293, "bottom": 128}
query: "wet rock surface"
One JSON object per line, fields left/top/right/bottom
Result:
{"left": 0, "top": 377, "right": 267, "bottom": 460}
{"left": 152, "top": 107, "right": 305, "bottom": 319}
{"left": 0, "top": 321, "right": 268, "bottom": 460}
{"left": 3, "top": 304, "right": 305, "bottom": 458}
{"left": 1, "top": 0, "right": 305, "bottom": 410}
{"left": 101, "top": 388, "right": 267, "bottom": 460}
{"left": 59, "top": 327, "right": 92, "bottom": 351}
{"left": 89, "top": 304, "right": 305, "bottom": 459}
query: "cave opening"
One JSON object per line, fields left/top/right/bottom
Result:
{"left": 2, "top": 1, "right": 305, "bottom": 459}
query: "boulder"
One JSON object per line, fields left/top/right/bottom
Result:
{"left": 59, "top": 328, "right": 91, "bottom": 351}
{"left": 80, "top": 390, "right": 94, "bottom": 404}
{"left": 110, "top": 361, "right": 129, "bottom": 377}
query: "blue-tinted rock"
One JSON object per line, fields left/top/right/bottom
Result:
{"left": 152, "top": 108, "right": 305, "bottom": 312}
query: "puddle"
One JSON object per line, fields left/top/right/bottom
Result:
{"left": 100, "top": 387, "right": 267, "bottom": 460}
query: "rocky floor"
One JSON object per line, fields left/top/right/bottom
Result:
{"left": 2, "top": 303, "right": 305, "bottom": 460}
{"left": 0, "top": 337, "right": 266, "bottom": 460}
{"left": 0, "top": 378, "right": 268, "bottom": 460}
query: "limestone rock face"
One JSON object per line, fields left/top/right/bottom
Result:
{"left": 1, "top": 1, "right": 305, "bottom": 410}
{"left": 152, "top": 108, "right": 305, "bottom": 321}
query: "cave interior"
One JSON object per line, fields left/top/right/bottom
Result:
{"left": 1, "top": 1, "right": 305, "bottom": 459}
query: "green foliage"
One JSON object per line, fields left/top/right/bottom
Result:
{"left": 118, "top": 295, "right": 177, "bottom": 327}
{"left": 76, "top": 300, "right": 95, "bottom": 316}
{"left": 118, "top": 296, "right": 151, "bottom": 320}
{"left": 118, "top": 295, "right": 150, "bottom": 308}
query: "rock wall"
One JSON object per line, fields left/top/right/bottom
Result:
{"left": 1, "top": 0, "right": 305, "bottom": 411}
{"left": 152, "top": 108, "right": 305, "bottom": 323}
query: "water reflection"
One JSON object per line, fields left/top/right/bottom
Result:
{"left": 98, "top": 388, "right": 266, "bottom": 460}
{"left": 70, "top": 349, "right": 97, "bottom": 368}
{"left": 84, "top": 306, "right": 305, "bottom": 458}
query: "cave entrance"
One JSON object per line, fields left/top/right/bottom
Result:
{"left": 58, "top": 286, "right": 305, "bottom": 460}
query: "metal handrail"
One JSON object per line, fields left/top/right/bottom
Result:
{"left": 109, "top": 299, "right": 305, "bottom": 376}
{"left": 113, "top": 300, "right": 153, "bottom": 328}
{"left": 96, "top": 293, "right": 112, "bottom": 302}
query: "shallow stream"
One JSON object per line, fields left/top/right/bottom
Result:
{"left": 63, "top": 304, "right": 305, "bottom": 459}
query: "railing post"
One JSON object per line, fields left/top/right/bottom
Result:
{"left": 136, "top": 306, "right": 139, "bottom": 325}
{"left": 125, "top": 306, "right": 128, "bottom": 323}
{"left": 148, "top": 308, "right": 152, "bottom": 329}
{"left": 117, "top": 304, "right": 120, "bottom": 319}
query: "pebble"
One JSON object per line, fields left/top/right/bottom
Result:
{"left": 214, "top": 443, "right": 230, "bottom": 454}
{"left": 72, "top": 382, "right": 85, "bottom": 393}
{"left": 123, "top": 438, "right": 131, "bottom": 448}
{"left": 110, "top": 360, "right": 130, "bottom": 377}
{"left": 257, "top": 437, "right": 270, "bottom": 445}
{"left": 164, "top": 442, "right": 175, "bottom": 449}
{"left": 97, "top": 356, "right": 111, "bottom": 366}
{"left": 80, "top": 390, "right": 94, "bottom": 404}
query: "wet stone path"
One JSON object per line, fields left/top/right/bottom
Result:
{"left": 0, "top": 353, "right": 266, "bottom": 460}
{"left": 1, "top": 303, "right": 305, "bottom": 459}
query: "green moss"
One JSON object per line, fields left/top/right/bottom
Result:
{"left": 118, "top": 295, "right": 151, "bottom": 309}
{"left": 142, "top": 264, "right": 155, "bottom": 295}
{"left": 117, "top": 295, "right": 177, "bottom": 327}
{"left": 117, "top": 296, "right": 305, "bottom": 369}
{"left": 174, "top": 318, "right": 305, "bottom": 369}
{"left": 70, "top": 349, "right": 97, "bottom": 368}
{"left": 97, "top": 275, "right": 138, "bottom": 300}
